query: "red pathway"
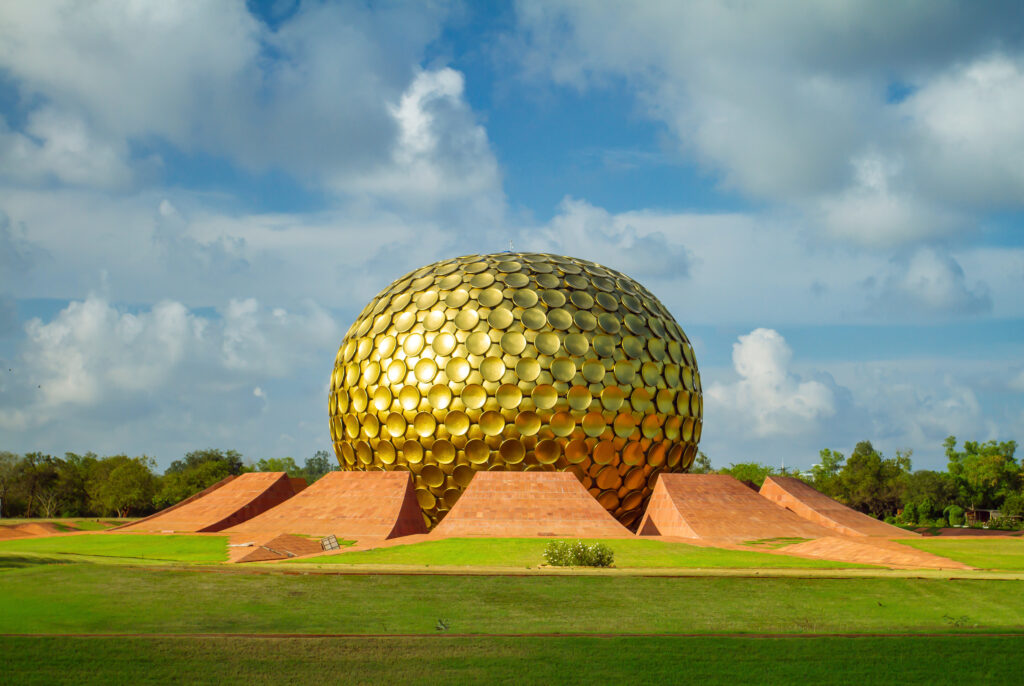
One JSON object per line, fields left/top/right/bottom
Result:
{"left": 638, "top": 474, "right": 832, "bottom": 541}
{"left": 225, "top": 471, "right": 426, "bottom": 541}
{"left": 760, "top": 476, "right": 916, "bottom": 538}
{"left": 119, "top": 472, "right": 301, "bottom": 533}
{"left": 430, "top": 471, "right": 632, "bottom": 538}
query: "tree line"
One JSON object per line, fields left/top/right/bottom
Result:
{"left": 0, "top": 449, "right": 337, "bottom": 519}
{"left": 696, "top": 436, "right": 1021, "bottom": 529}
{"left": 3, "top": 435, "right": 1018, "bottom": 528}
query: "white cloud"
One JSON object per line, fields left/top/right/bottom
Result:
{"left": 513, "top": 1, "right": 1024, "bottom": 244}
{"left": 867, "top": 247, "right": 991, "bottom": 316}
{"left": 342, "top": 68, "right": 502, "bottom": 207}
{"left": 0, "top": 109, "right": 134, "bottom": 189}
{"left": 814, "top": 153, "right": 962, "bottom": 246}
{"left": 1010, "top": 370, "right": 1024, "bottom": 393}
{"left": 520, "top": 197, "right": 691, "bottom": 280}
{"left": 706, "top": 328, "right": 835, "bottom": 437}
{"left": 0, "top": 1, "right": 502, "bottom": 205}
{"left": 0, "top": 295, "right": 339, "bottom": 439}
{"left": 903, "top": 55, "right": 1024, "bottom": 206}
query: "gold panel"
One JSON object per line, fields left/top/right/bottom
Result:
{"left": 462, "top": 384, "right": 487, "bottom": 409}
{"left": 496, "top": 383, "right": 523, "bottom": 409}
{"left": 532, "top": 384, "right": 558, "bottom": 410}
{"left": 329, "top": 252, "right": 702, "bottom": 529}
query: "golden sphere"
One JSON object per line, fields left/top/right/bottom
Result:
{"left": 329, "top": 253, "right": 702, "bottom": 529}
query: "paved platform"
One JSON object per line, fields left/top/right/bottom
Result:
{"left": 760, "top": 476, "right": 917, "bottom": 538}
{"left": 228, "top": 534, "right": 326, "bottom": 563}
{"left": 776, "top": 536, "right": 969, "bottom": 569}
{"left": 119, "top": 472, "right": 301, "bottom": 533}
{"left": 430, "top": 471, "right": 632, "bottom": 538}
{"left": 225, "top": 470, "right": 427, "bottom": 540}
{"left": 637, "top": 474, "right": 833, "bottom": 541}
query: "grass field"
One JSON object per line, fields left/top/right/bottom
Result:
{"left": 2, "top": 559, "right": 1023, "bottom": 635}
{"left": 293, "top": 537, "right": 868, "bottom": 568}
{"left": 899, "top": 538, "right": 1024, "bottom": 570}
{"left": 3, "top": 636, "right": 1023, "bottom": 685}
{"left": 4, "top": 534, "right": 1024, "bottom": 685}
{"left": 0, "top": 534, "right": 227, "bottom": 563}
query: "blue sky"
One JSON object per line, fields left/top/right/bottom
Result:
{"left": 1, "top": 1, "right": 1022, "bottom": 471}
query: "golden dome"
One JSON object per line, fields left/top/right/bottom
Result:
{"left": 329, "top": 252, "right": 702, "bottom": 529}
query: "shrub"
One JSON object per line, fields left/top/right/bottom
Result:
{"left": 986, "top": 516, "right": 1023, "bottom": 531}
{"left": 945, "top": 505, "right": 965, "bottom": 527}
{"left": 899, "top": 502, "right": 918, "bottom": 525}
{"left": 543, "top": 540, "right": 615, "bottom": 567}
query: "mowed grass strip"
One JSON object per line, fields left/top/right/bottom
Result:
{"left": 3, "top": 636, "right": 1023, "bottom": 686}
{"left": 2, "top": 561, "right": 1023, "bottom": 635}
{"left": 293, "top": 537, "right": 867, "bottom": 568}
{"left": 898, "top": 538, "right": 1024, "bottom": 571}
{"left": 0, "top": 534, "right": 227, "bottom": 563}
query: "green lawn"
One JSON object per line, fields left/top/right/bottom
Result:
{"left": 293, "top": 537, "right": 867, "bottom": 568}
{"left": 4, "top": 636, "right": 1023, "bottom": 685}
{"left": 899, "top": 538, "right": 1024, "bottom": 570}
{"left": 0, "top": 534, "right": 227, "bottom": 563}
{"left": 2, "top": 561, "right": 1022, "bottom": 635}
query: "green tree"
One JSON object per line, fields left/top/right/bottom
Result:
{"left": 945, "top": 436, "right": 1019, "bottom": 510}
{"left": 14, "top": 452, "right": 58, "bottom": 518}
{"left": 689, "top": 451, "right": 713, "bottom": 474}
{"left": 0, "top": 451, "right": 19, "bottom": 518}
{"left": 166, "top": 448, "right": 245, "bottom": 476}
{"left": 811, "top": 448, "right": 845, "bottom": 498}
{"left": 55, "top": 452, "right": 98, "bottom": 516}
{"left": 302, "top": 450, "right": 336, "bottom": 483}
{"left": 902, "top": 470, "right": 955, "bottom": 510}
{"left": 155, "top": 459, "right": 234, "bottom": 509}
{"left": 836, "top": 441, "right": 910, "bottom": 518}
{"left": 95, "top": 457, "right": 157, "bottom": 517}
{"left": 718, "top": 462, "right": 776, "bottom": 488}
{"left": 154, "top": 448, "right": 246, "bottom": 509}
{"left": 254, "top": 457, "right": 301, "bottom": 474}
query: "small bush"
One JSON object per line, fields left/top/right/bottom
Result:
{"left": 543, "top": 540, "right": 615, "bottom": 567}
{"left": 986, "top": 516, "right": 1023, "bottom": 531}
{"left": 945, "top": 505, "right": 965, "bottom": 527}
{"left": 899, "top": 502, "right": 918, "bottom": 525}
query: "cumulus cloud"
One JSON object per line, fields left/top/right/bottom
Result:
{"left": 342, "top": 68, "right": 502, "bottom": 206}
{"left": 867, "top": 247, "right": 991, "bottom": 316}
{"left": 521, "top": 197, "right": 691, "bottom": 280}
{"left": 0, "top": 109, "right": 135, "bottom": 189}
{"left": 0, "top": 295, "right": 339, "bottom": 436}
{"left": 0, "top": 1, "right": 500, "bottom": 205}
{"left": 814, "top": 153, "right": 962, "bottom": 246}
{"left": 903, "top": 55, "right": 1024, "bottom": 206}
{"left": 705, "top": 328, "right": 835, "bottom": 437}
{"left": 512, "top": 1, "right": 1024, "bottom": 244}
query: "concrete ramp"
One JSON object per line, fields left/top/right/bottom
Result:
{"left": 777, "top": 536, "right": 968, "bottom": 569}
{"left": 120, "top": 472, "right": 300, "bottom": 533}
{"left": 431, "top": 471, "right": 632, "bottom": 538}
{"left": 226, "top": 470, "right": 427, "bottom": 540}
{"left": 638, "top": 474, "right": 832, "bottom": 541}
{"left": 760, "top": 476, "right": 916, "bottom": 538}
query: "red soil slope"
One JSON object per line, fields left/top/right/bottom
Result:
{"left": 760, "top": 476, "right": 916, "bottom": 538}
{"left": 430, "top": 471, "right": 632, "bottom": 538}
{"left": 225, "top": 470, "right": 426, "bottom": 540}
{"left": 637, "top": 474, "right": 832, "bottom": 541}
{"left": 119, "top": 472, "right": 300, "bottom": 533}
